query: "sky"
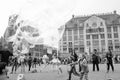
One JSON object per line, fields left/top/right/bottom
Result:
{"left": 0, "top": 0, "right": 120, "bottom": 38}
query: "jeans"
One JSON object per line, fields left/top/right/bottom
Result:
{"left": 107, "top": 63, "right": 114, "bottom": 72}
{"left": 93, "top": 63, "right": 99, "bottom": 71}
{"left": 80, "top": 72, "right": 88, "bottom": 80}
{"left": 28, "top": 63, "right": 32, "bottom": 71}
{"left": 68, "top": 66, "right": 79, "bottom": 80}
{"left": 11, "top": 63, "right": 18, "bottom": 73}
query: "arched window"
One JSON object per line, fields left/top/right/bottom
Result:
{"left": 92, "top": 22, "right": 97, "bottom": 27}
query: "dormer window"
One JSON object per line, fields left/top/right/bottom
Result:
{"left": 86, "top": 23, "right": 89, "bottom": 27}
{"left": 74, "top": 23, "right": 77, "bottom": 27}
{"left": 100, "top": 22, "right": 103, "bottom": 26}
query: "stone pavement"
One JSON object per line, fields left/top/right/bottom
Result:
{"left": 7, "top": 64, "right": 120, "bottom": 80}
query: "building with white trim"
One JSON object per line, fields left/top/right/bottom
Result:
{"left": 59, "top": 11, "right": 120, "bottom": 57}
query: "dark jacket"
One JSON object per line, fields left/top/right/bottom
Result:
{"left": 92, "top": 54, "right": 100, "bottom": 63}
{"left": 28, "top": 57, "right": 32, "bottom": 64}
{"left": 106, "top": 52, "right": 113, "bottom": 63}
{"left": 70, "top": 53, "right": 78, "bottom": 62}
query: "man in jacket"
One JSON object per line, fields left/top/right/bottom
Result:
{"left": 92, "top": 49, "right": 100, "bottom": 71}
{"left": 106, "top": 48, "right": 114, "bottom": 73}
{"left": 28, "top": 54, "right": 32, "bottom": 71}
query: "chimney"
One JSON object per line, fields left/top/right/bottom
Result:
{"left": 72, "top": 14, "right": 74, "bottom": 18}
{"left": 113, "top": 10, "right": 117, "bottom": 14}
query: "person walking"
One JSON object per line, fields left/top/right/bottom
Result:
{"left": 33, "top": 58, "right": 37, "bottom": 68}
{"left": 79, "top": 53, "right": 89, "bottom": 80}
{"left": 106, "top": 48, "right": 114, "bottom": 73}
{"left": 67, "top": 49, "right": 79, "bottom": 80}
{"left": 92, "top": 49, "right": 100, "bottom": 71}
{"left": 19, "top": 55, "right": 25, "bottom": 73}
{"left": 28, "top": 54, "right": 32, "bottom": 72}
{"left": 10, "top": 56, "right": 18, "bottom": 74}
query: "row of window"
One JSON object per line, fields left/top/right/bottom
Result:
{"left": 62, "top": 47, "right": 84, "bottom": 53}
{"left": 64, "top": 25, "right": 118, "bottom": 37}
{"left": 63, "top": 34, "right": 119, "bottom": 43}
{"left": 86, "top": 33, "right": 119, "bottom": 39}
{"left": 61, "top": 45, "right": 120, "bottom": 53}
{"left": 63, "top": 33, "right": 119, "bottom": 41}
{"left": 65, "top": 26, "right": 118, "bottom": 36}
{"left": 86, "top": 40, "right": 120, "bottom": 46}
{"left": 108, "top": 40, "right": 120, "bottom": 45}
{"left": 107, "top": 26, "right": 118, "bottom": 32}
{"left": 107, "top": 33, "right": 118, "bottom": 38}
{"left": 62, "top": 41, "right": 84, "bottom": 47}
{"left": 64, "top": 27, "right": 119, "bottom": 40}
{"left": 86, "top": 22, "right": 103, "bottom": 27}
{"left": 65, "top": 29, "right": 83, "bottom": 36}
{"left": 86, "top": 34, "right": 105, "bottom": 39}
{"left": 86, "top": 28, "right": 104, "bottom": 33}
{"left": 108, "top": 45, "right": 120, "bottom": 50}
{"left": 87, "top": 40, "right": 105, "bottom": 46}
{"left": 63, "top": 35, "right": 84, "bottom": 41}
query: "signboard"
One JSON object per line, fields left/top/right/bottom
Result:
{"left": 47, "top": 48, "right": 52, "bottom": 54}
{"left": 86, "top": 47, "right": 90, "bottom": 55}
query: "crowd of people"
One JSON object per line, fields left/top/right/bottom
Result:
{"left": 66, "top": 48, "right": 119, "bottom": 80}
{"left": 9, "top": 54, "right": 43, "bottom": 74}
{"left": 0, "top": 47, "right": 120, "bottom": 80}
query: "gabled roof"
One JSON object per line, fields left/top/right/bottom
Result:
{"left": 65, "top": 16, "right": 90, "bottom": 28}
{"left": 65, "top": 11, "right": 120, "bottom": 28}
{"left": 98, "top": 13, "right": 120, "bottom": 25}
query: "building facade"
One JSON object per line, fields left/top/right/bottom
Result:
{"left": 29, "top": 44, "right": 57, "bottom": 58}
{"left": 59, "top": 11, "right": 120, "bottom": 56}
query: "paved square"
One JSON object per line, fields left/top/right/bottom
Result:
{"left": 7, "top": 64, "right": 120, "bottom": 80}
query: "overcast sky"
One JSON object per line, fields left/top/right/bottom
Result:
{"left": 0, "top": 0, "right": 120, "bottom": 38}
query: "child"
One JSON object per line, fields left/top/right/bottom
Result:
{"left": 79, "top": 54, "right": 89, "bottom": 80}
